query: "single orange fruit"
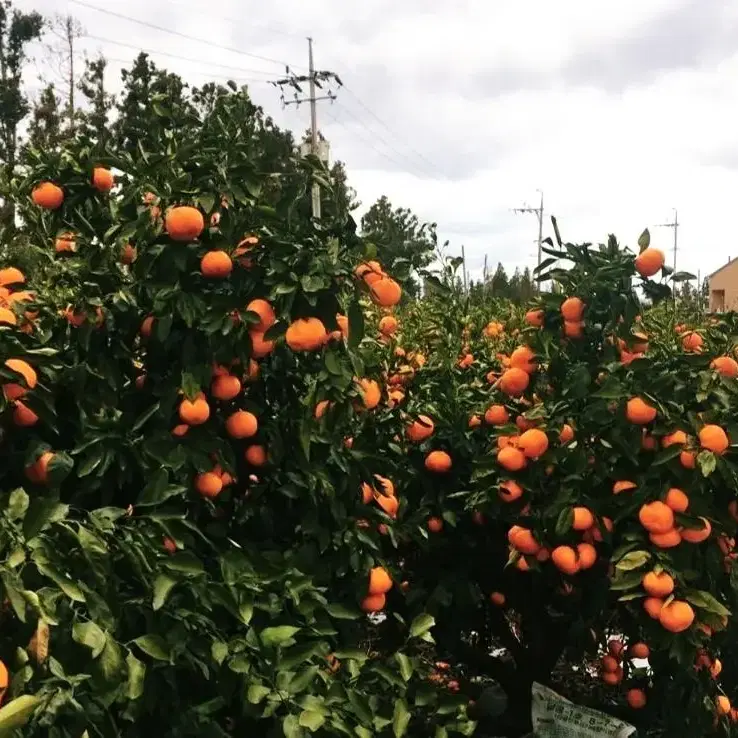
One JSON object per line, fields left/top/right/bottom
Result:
{"left": 499, "top": 480, "right": 523, "bottom": 502}
{"left": 0, "top": 306, "right": 16, "bottom": 325}
{"left": 246, "top": 299, "right": 276, "bottom": 332}
{"left": 200, "top": 250, "right": 233, "bottom": 278}
{"left": 211, "top": 374, "right": 241, "bottom": 401}
{"left": 613, "top": 480, "right": 637, "bottom": 494}
{"left": 179, "top": 393, "right": 210, "bottom": 425}
{"left": 601, "top": 655, "right": 619, "bottom": 673}
{"left": 489, "top": 591, "right": 506, "bottom": 606}
{"left": 629, "top": 642, "right": 649, "bottom": 659}
{"left": 406, "top": 415, "right": 435, "bottom": 442}
{"left": 699, "top": 424, "right": 729, "bottom": 454}
{"left": 499, "top": 367, "right": 529, "bottom": 396}
{"left": 368, "top": 566, "right": 393, "bottom": 595}
{"left": 195, "top": 472, "right": 222, "bottom": 498}
{"left": 626, "top": 688, "right": 647, "bottom": 709}
{"left": 560, "top": 297, "right": 584, "bottom": 321}
{"left": 664, "top": 487, "right": 689, "bottom": 513}
{"left": 427, "top": 516, "right": 444, "bottom": 533}
{"left": 634, "top": 247, "right": 664, "bottom": 277}
{"left": 626, "top": 397, "right": 657, "bottom": 424}
{"left": 286, "top": 317, "right": 327, "bottom": 351}
{"left": 165, "top": 206, "right": 205, "bottom": 241}
{"left": 508, "top": 526, "right": 540, "bottom": 555}
{"left": 681, "top": 331, "right": 703, "bottom": 353}
{"left": 518, "top": 428, "right": 548, "bottom": 459}
{"left": 716, "top": 696, "right": 731, "bottom": 716}
{"left": 369, "top": 277, "right": 402, "bottom": 307}
{"left": 572, "top": 506, "right": 594, "bottom": 531}
{"left": 552, "top": 545, "right": 579, "bottom": 574}
{"left": 650, "top": 529, "right": 682, "bottom": 548}
{"left": 525, "top": 309, "right": 544, "bottom": 327}
{"left": 425, "top": 450, "right": 452, "bottom": 473}
{"left": 484, "top": 404, "right": 509, "bottom": 426}
{"left": 12, "top": 401, "right": 39, "bottom": 427}
{"left": 3, "top": 358, "right": 37, "bottom": 401}
{"left": 577, "top": 542, "right": 597, "bottom": 569}
{"left": 225, "top": 410, "right": 258, "bottom": 439}
{"left": 662, "top": 430, "right": 688, "bottom": 447}
{"left": 356, "top": 378, "right": 381, "bottom": 410}
{"left": 680, "top": 517, "right": 711, "bottom": 543}
{"left": 31, "top": 181, "right": 63, "bottom": 209}
{"left": 379, "top": 315, "right": 398, "bottom": 336}
{"left": 638, "top": 501, "right": 674, "bottom": 534}
{"left": 249, "top": 330, "right": 275, "bottom": 358}
{"left": 711, "top": 356, "right": 738, "bottom": 378}
{"left": 563, "top": 320, "right": 584, "bottom": 339}
{"left": 497, "top": 446, "right": 527, "bottom": 471}
{"left": 509, "top": 346, "right": 537, "bottom": 374}
{"left": 244, "top": 445, "right": 267, "bottom": 467}
{"left": 120, "top": 243, "right": 137, "bottom": 264}
{"left": 360, "top": 593, "right": 385, "bottom": 612}
{"left": 642, "top": 571, "right": 674, "bottom": 597}
{"left": 92, "top": 167, "right": 114, "bottom": 192}
{"left": 559, "top": 424, "right": 574, "bottom": 443}
{"left": 643, "top": 597, "right": 664, "bottom": 619}
{"left": 659, "top": 600, "right": 694, "bottom": 632}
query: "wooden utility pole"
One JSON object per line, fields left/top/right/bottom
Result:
{"left": 47, "top": 14, "right": 84, "bottom": 130}
{"left": 276, "top": 40, "right": 341, "bottom": 220}
{"left": 655, "top": 208, "right": 679, "bottom": 305}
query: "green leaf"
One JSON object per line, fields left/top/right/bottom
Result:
{"left": 247, "top": 684, "right": 271, "bottom": 705}
{"left": 325, "top": 602, "right": 360, "bottom": 620}
{"left": 615, "top": 550, "right": 650, "bottom": 571}
{"left": 395, "top": 652, "right": 413, "bottom": 681}
{"left": 652, "top": 445, "right": 682, "bottom": 466}
{"left": 211, "top": 641, "right": 228, "bottom": 665}
{"left": 162, "top": 551, "right": 204, "bottom": 575}
{"left": 697, "top": 451, "right": 717, "bottom": 477}
{"left": 36, "top": 563, "right": 85, "bottom": 602}
{"left": 409, "top": 613, "right": 435, "bottom": 639}
{"left": 684, "top": 589, "right": 730, "bottom": 617}
{"left": 280, "top": 642, "right": 324, "bottom": 670}
{"left": 6, "top": 489, "right": 29, "bottom": 521}
{"left": 134, "top": 634, "right": 171, "bottom": 661}
{"left": 72, "top": 621, "right": 107, "bottom": 658}
{"left": 152, "top": 573, "right": 177, "bottom": 611}
{"left": 288, "top": 665, "right": 320, "bottom": 694}
{"left": 261, "top": 626, "right": 300, "bottom": 648}
{"left": 392, "top": 698, "right": 411, "bottom": 737}
{"left": 126, "top": 651, "right": 146, "bottom": 700}
{"left": 299, "top": 710, "right": 325, "bottom": 731}
{"left": 637, "top": 228, "right": 650, "bottom": 251}
{"left": 0, "top": 695, "right": 42, "bottom": 735}
{"left": 555, "top": 508, "right": 574, "bottom": 537}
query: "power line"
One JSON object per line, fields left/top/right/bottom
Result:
{"left": 80, "top": 34, "right": 281, "bottom": 78}
{"left": 68, "top": 0, "right": 297, "bottom": 71}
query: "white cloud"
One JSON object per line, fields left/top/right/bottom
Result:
{"left": 14, "top": 0, "right": 738, "bottom": 285}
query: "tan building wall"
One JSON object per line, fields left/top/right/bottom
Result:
{"left": 709, "top": 259, "right": 738, "bottom": 312}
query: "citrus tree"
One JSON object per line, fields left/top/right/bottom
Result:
{"left": 0, "top": 85, "right": 474, "bottom": 737}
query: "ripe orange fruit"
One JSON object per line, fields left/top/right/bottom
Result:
{"left": 92, "top": 167, "right": 114, "bottom": 192}
{"left": 368, "top": 566, "right": 393, "bottom": 595}
{"left": 163, "top": 536, "right": 177, "bottom": 554}
{"left": 629, "top": 642, "right": 649, "bottom": 659}
{"left": 659, "top": 600, "right": 694, "bottom": 632}
{"left": 601, "top": 667, "right": 623, "bottom": 685}
{"left": 242, "top": 300, "right": 275, "bottom": 334}
{"left": 244, "top": 445, "right": 267, "bottom": 467}
{"left": 200, "top": 250, "right": 233, "bottom": 278}
{"left": 613, "top": 480, "right": 637, "bottom": 494}
{"left": 680, "top": 450, "right": 696, "bottom": 469}
{"left": 172, "top": 424, "right": 189, "bottom": 437}
{"left": 425, "top": 450, "right": 452, "bottom": 473}
{"left": 211, "top": 374, "right": 241, "bottom": 401}
{"left": 0, "top": 266, "right": 24, "bottom": 286}
{"left": 31, "top": 181, "right": 63, "bottom": 209}
{"left": 497, "top": 445, "right": 527, "bottom": 471}
{"left": 140, "top": 315, "right": 155, "bottom": 339}
{"left": 286, "top": 318, "right": 327, "bottom": 351}
{"left": 563, "top": 320, "right": 584, "bottom": 339}
{"left": 552, "top": 545, "right": 579, "bottom": 574}
{"left": 315, "top": 400, "right": 332, "bottom": 419}
{"left": 643, "top": 597, "right": 664, "bottom": 619}
{"left": 249, "top": 330, "right": 275, "bottom": 358}
{"left": 3, "top": 358, "right": 38, "bottom": 401}
{"left": 12, "top": 401, "right": 39, "bottom": 427}
{"left": 179, "top": 393, "right": 210, "bottom": 425}
{"left": 716, "top": 696, "right": 731, "bottom": 716}
{"left": 572, "top": 507, "right": 594, "bottom": 531}
{"left": 225, "top": 410, "right": 258, "bottom": 439}
{"left": 643, "top": 570, "right": 674, "bottom": 598}
{"left": 195, "top": 472, "right": 223, "bottom": 498}
{"left": 525, "top": 309, "right": 544, "bottom": 327}
{"left": 165, "top": 206, "right": 205, "bottom": 241}
{"left": 369, "top": 277, "right": 402, "bottom": 307}
{"left": 499, "top": 367, "right": 529, "bottom": 396}
{"left": 626, "top": 397, "right": 657, "bottom": 424}
{"left": 25, "top": 451, "right": 55, "bottom": 484}
{"left": 484, "top": 405, "right": 509, "bottom": 426}
{"left": 508, "top": 526, "right": 540, "bottom": 555}
{"left": 650, "top": 529, "right": 682, "bottom": 548}
{"left": 509, "top": 346, "right": 537, "bottom": 374}
{"left": 356, "top": 378, "right": 381, "bottom": 410}
{"left": 699, "top": 424, "right": 729, "bottom": 454}
{"left": 711, "top": 356, "right": 738, "bottom": 378}
{"left": 376, "top": 495, "right": 399, "bottom": 518}
{"left": 681, "top": 331, "right": 703, "bottom": 353}
{"left": 0, "top": 306, "right": 15, "bottom": 326}
{"left": 336, "top": 314, "right": 349, "bottom": 339}
{"left": 427, "top": 516, "right": 444, "bottom": 533}
{"left": 664, "top": 487, "right": 689, "bottom": 513}
{"left": 379, "top": 315, "right": 398, "bottom": 336}
{"left": 560, "top": 297, "right": 584, "bottom": 321}
{"left": 406, "top": 415, "right": 435, "bottom": 442}
{"left": 518, "top": 428, "right": 548, "bottom": 459}
{"left": 499, "top": 480, "right": 523, "bottom": 502}
{"left": 54, "top": 232, "right": 76, "bottom": 253}
{"left": 662, "top": 430, "right": 688, "bottom": 447}
{"left": 360, "top": 593, "right": 385, "bottom": 612}
{"left": 638, "top": 501, "right": 674, "bottom": 534}
{"left": 577, "top": 542, "right": 597, "bottom": 569}
{"left": 680, "top": 517, "right": 711, "bottom": 543}
{"left": 559, "top": 424, "right": 574, "bottom": 443}
{"left": 634, "top": 247, "right": 665, "bottom": 277}
{"left": 626, "top": 688, "right": 647, "bottom": 709}
{"left": 601, "top": 655, "right": 619, "bottom": 673}
{"left": 489, "top": 591, "right": 506, "bottom": 606}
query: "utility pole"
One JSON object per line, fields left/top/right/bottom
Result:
{"left": 276, "top": 39, "right": 342, "bottom": 221}
{"left": 512, "top": 189, "right": 544, "bottom": 290}
{"left": 46, "top": 14, "right": 84, "bottom": 130}
{"left": 655, "top": 208, "right": 679, "bottom": 273}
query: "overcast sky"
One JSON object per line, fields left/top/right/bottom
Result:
{"left": 16, "top": 0, "right": 738, "bottom": 283}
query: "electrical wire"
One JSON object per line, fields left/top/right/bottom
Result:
{"left": 68, "top": 0, "right": 298, "bottom": 71}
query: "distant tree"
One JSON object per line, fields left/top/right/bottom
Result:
{"left": 519, "top": 267, "right": 535, "bottom": 303}
{"left": 0, "top": 0, "right": 44, "bottom": 235}
{"left": 77, "top": 55, "right": 115, "bottom": 150}
{"left": 25, "top": 83, "right": 63, "bottom": 152}
{"left": 360, "top": 195, "right": 436, "bottom": 296}
{"left": 489, "top": 263, "right": 509, "bottom": 298}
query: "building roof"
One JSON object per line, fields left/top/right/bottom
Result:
{"left": 709, "top": 258, "right": 738, "bottom": 279}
